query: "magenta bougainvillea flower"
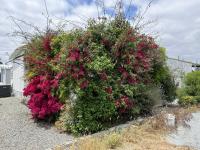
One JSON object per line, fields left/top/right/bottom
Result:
{"left": 42, "top": 34, "right": 52, "bottom": 51}
{"left": 23, "top": 75, "right": 62, "bottom": 119}
{"left": 68, "top": 48, "right": 80, "bottom": 62}
{"left": 80, "top": 80, "right": 89, "bottom": 89}
{"left": 105, "top": 87, "right": 112, "bottom": 94}
{"left": 115, "top": 96, "right": 134, "bottom": 113}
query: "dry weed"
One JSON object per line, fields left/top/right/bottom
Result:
{"left": 61, "top": 107, "right": 197, "bottom": 150}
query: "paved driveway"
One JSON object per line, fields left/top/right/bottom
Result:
{"left": 0, "top": 97, "right": 73, "bottom": 150}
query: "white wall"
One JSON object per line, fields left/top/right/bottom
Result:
{"left": 0, "top": 65, "right": 11, "bottom": 85}
{"left": 11, "top": 57, "right": 25, "bottom": 98}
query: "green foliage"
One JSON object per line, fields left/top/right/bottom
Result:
{"left": 68, "top": 84, "right": 117, "bottom": 134}
{"left": 178, "top": 96, "right": 197, "bottom": 106}
{"left": 87, "top": 54, "right": 114, "bottom": 71}
{"left": 176, "top": 88, "right": 187, "bottom": 100}
{"left": 184, "top": 71, "right": 200, "bottom": 96}
{"left": 177, "top": 71, "right": 200, "bottom": 106}
{"left": 151, "top": 47, "right": 176, "bottom": 102}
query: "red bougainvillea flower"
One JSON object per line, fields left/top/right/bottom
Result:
{"left": 42, "top": 34, "right": 53, "bottom": 51}
{"left": 115, "top": 100, "right": 120, "bottom": 108}
{"left": 70, "top": 64, "right": 85, "bottom": 80}
{"left": 121, "top": 96, "right": 134, "bottom": 109}
{"left": 122, "top": 71, "right": 129, "bottom": 79}
{"left": 129, "top": 37, "right": 135, "bottom": 42}
{"left": 99, "top": 72, "right": 108, "bottom": 81}
{"left": 68, "top": 48, "right": 80, "bottom": 62}
{"left": 23, "top": 76, "right": 41, "bottom": 96}
{"left": 55, "top": 72, "right": 64, "bottom": 80}
{"left": 105, "top": 87, "right": 112, "bottom": 94}
{"left": 115, "top": 96, "right": 134, "bottom": 114}
{"left": 137, "top": 41, "right": 147, "bottom": 51}
{"left": 127, "top": 76, "right": 137, "bottom": 85}
{"left": 24, "top": 75, "right": 63, "bottom": 119}
{"left": 143, "top": 61, "right": 150, "bottom": 70}
{"left": 80, "top": 80, "right": 89, "bottom": 89}
{"left": 126, "top": 57, "right": 131, "bottom": 65}
{"left": 150, "top": 43, "right": 158, "bottom": 49}
{"left": 51, "top": 79, "right": 59, "bottom": 89}
{"left": 136, "top": 50, "right": 145, "bottom": 60}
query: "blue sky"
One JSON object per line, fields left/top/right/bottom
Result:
{"left": 0, "top": 0, "right": 200, "bottom": 63}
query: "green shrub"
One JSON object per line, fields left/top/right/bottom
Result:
{"left": 178, "top": 96, "right": 197, "bottom": 106}
{"left": 151, "top": 48, "right": 176, "bottom": 102}
{"left": 176, "top": 88, "right": 187, "bottom": 100}
{"left": 177, "top": 71, "right": 200, "bottom": 106}
{"left": 184, "top": 71, "right": 200, "bottom": 96}
{"left": 68, "top": 84, "right": 117, "bottom": 134}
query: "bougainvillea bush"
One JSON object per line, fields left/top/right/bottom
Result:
{"left": 23, "top": 16, "right": 175, "bottom": 134}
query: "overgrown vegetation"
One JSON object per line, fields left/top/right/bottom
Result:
{"left": 22, "top": 13, "right": 176, "bottom": 134}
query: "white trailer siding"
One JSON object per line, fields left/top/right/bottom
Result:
{"left": 0, "top": 65, "right": 11, "bottom": 85}
{"left": 11, "top": 57, "right": 25, "bottom": 98}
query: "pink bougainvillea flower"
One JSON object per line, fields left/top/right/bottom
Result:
{"left": 105, "top": 87, "right": 112, "bottom": 94}
{"left": 126, "top": 57, "right": 131, "bottom": 65}
{"left": 129, "top": 37, "right": 135, "bottom": 42}
{"left": 127, "top": 76, "right": 137, "bottom": 85}
{"left": 51, "top": 79, "right": 59, "bottom": 89}
{"left": 136, "top": 50, "right": 145, "bottom": 59}
{"left": 55, "top": 72, "right": 64, "bottom": 80}
{"left": 115, "top": 100, "right": 120, "bottom": 108}
{"left": 68, "top": 48, "right": 80, "bottom": 62}
{"left": 143, "top": 61, "right": 150, "bottom": 70}
{"left": 122, "top": 71, "right": 129, "bottom": 79}
{"left": 99, "top": 72, "right": 108, "bottom": 81}
{"left": 115, "top": 96, "right": 134, "bottom": 114}
{"left": 118, "top": 66, "right": 125, "bottom": 73}
{"left": 24, "top": 75, "right": 63, "bottom": 119}
{"left": 137, "top": 41, "right": 147, "bottom": 51}
{"left": 80, "top": 80, "right": 89, "bottom": 89}
{"left": 42, "top": 34, "right": 52, "bottom": 51}
{"left": 150, "top": 44, "right": 158, "bottom": 49}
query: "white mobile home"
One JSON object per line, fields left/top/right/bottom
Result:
{"left": 0, "top": 64, "right": 12, "bottom": 85}
{"left": 9, "top": 46, "right": 26, "bottom": 98}
{"left": 0, "top": 63, "right": 12, "bottom": 97}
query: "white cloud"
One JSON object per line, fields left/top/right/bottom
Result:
{"left": 0, "top": 0, "right": 69, "bottom": 62}
{"left": 134, "top": 0, "right": 200, "bottom": 63}
{"left": 0, "top": 0, "right": 200, "bottom": 64}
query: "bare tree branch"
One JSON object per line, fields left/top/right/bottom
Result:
{"left": 43, "top": 0, "right": 50, "bottom": 32}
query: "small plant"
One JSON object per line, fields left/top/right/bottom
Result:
{"left": 179, "top": 96, "right": 197, "bottom": 106}
{"left": 105, "top": 133, "right": 122, "bottom": 149}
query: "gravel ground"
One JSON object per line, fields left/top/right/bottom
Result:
{"left": 0, "top": 97, "right": 73, "bottom": 150}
